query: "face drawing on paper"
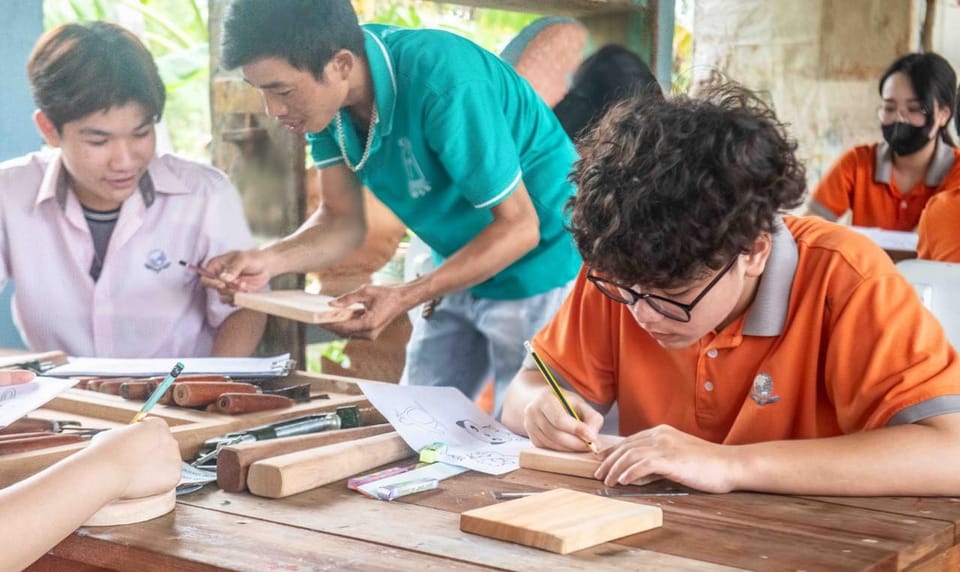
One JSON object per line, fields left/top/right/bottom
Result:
{"left": 456, "top": 419, "right": 521, "bottom": 445}
{"left": 395, "top": 402, "right": 443, "bottom": 434}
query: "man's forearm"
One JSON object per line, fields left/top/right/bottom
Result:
{"left": 263, "top": 209, "right": 367, "bottom": 277}
{"left": 212, "top": 309, "right": 268, "bottom": 357}
{"left": 399, "top": 207, "right": 538, "bottom": 308}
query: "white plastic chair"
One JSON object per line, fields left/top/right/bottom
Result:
{"left": 896, "top": 259, "right": 960, "bottom": 350}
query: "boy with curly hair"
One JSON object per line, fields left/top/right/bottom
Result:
{"left": 502, "top": 85, "right": 960, "bottom": 495}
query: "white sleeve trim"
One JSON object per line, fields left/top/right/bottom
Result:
{"left": 314, "top": 156, "right": 345, "bottom": 169}
{"left": 474, "top": 171, "right": 522, "bottom": 209}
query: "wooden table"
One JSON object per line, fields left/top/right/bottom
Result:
{"left": 28, "top": 461, "right": 960, "bottom": 571}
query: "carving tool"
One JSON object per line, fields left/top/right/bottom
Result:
{"left": 129, "top": 362, "right": 184, "bottom": 423}
{"left": 194, "top": 405, "right": 365, "bottom": 468}
{"left": 213, "top": 393, "right": 294, "bottom": 414}
{"left": 524, "top": 341, "right": 598, "bottom": 454}
{"left": 490, "top": 489, "right": 689, "bottom": 499}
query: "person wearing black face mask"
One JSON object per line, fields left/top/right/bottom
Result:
{"left": 809, "top": 52, "right": 958, "bottom": 232}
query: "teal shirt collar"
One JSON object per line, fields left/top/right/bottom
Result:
{"left": 363, "top": 26, "right": 397, "bottom": 139}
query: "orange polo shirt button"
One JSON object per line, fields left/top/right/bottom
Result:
{"left": 707, "top": 348, "right": 719, "bottom": 358}
{"left": 900, "top": 200, "right": 908, "bottom": 209}
{"left": 704, "top": 381, "right": 715, "bottom": 392}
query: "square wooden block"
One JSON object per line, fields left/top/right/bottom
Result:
{"left": 460, "top": 488, "right": 662, "bottom": 554}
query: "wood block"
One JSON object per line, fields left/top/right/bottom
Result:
{"left": 460, "top": 488, "right": 662, "bottom": 554}
{"left": 234, "top": 291, "right": 362, "bottom": 324}
{"left": 217, "top": 423, "right": 394, "bottom": 492}
{"left": 83, "top": 489, "right": 176, "bottom": 527}
{"left": 519, "top": 446, "right": 660, "bottom": 486}
{"left": 247, "top": 432, "right": 413, "bottom": 498}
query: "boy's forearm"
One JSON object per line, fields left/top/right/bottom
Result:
{"left": 732, "top": 416, "right": 960, "bottom": 495}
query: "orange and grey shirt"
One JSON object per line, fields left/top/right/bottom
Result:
{"left": 810, "top": 141, "right": 960, "bottom": 231}
{"left": 918, "top": 187, "right": 960, "bottom": 262}
{"left": 533, "top": 216, "right": 960, "bottom": 444}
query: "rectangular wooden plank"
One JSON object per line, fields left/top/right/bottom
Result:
{"left": 179, "top": 486, "right": 732, "bottom": 571}
{"left": 460, "top": 488, "right": 662, "bottom": 554}
{"left": 234, "top": 291, "right": 361, "bottom": 324}
{"left": 519, "top": 446, "right": 659, "bottom": 485}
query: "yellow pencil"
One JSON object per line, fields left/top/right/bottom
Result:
{"left": 524, "top": 341, "right": 599, "bottom": 454}
{"left": 129, "top": 362, "right": 185, "bottom": 424}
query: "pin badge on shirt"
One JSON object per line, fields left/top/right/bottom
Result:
{"left": 750, "top": 372, "right": 780, "bottom": 406}
{"left": 144, "top": 249, "right": 172, "bottom": 273}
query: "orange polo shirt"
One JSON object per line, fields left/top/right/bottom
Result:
{"left": 918, "top": 187, "right": 960, "bottom": 263}
{"left": 811, "top": 141, "right": 960, "bottom": 231}
{"left": 533, "top": 216, "right": 960, "bottom": 444}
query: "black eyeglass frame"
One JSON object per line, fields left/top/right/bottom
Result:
{"left": 586, "top": 255, "right": 740, "bottom": 322}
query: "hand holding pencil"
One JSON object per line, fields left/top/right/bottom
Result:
{"left": 523, "top": 341, "right": 601, "bottom": 454}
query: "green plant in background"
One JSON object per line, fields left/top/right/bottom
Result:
{"left": 306, "top": 339, "right": 351, "bottom": 372}
{"left": 44, "top": 0, "right": 211, "bottom": 160}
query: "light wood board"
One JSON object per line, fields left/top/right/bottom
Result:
{"left": 519, "top": 445, "right": 660, "bottom": 486}
{"left": 460, "top": 488, "right": 662, "bottom": 554}
{"left": 83, "top": 490, "right": 176, "bottom": 527}
{"left": 234, "top": 291, "right": 363, "bottom": 324}
{"left": 247, "top": 431, "right": 413, "bottom": 498}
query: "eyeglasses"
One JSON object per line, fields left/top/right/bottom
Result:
{"left": 877, "top": 103, "right": 928, "bottom": 126}
{"left": 586, "top": 255, "right": 739, "bottom": 322}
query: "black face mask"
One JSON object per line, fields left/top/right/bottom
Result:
{"left": 882, "top": 122, "right": 933, "bottom": 156}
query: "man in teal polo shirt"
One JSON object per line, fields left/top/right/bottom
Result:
{"left": 207, "top": 0, "right": 581, "bottom": 414}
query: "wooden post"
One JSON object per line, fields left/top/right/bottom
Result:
{"left": 209, "top": 0, "right": 306, "bottom": 364}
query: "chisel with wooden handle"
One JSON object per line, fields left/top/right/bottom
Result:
{"left": 173, "top": 382, "right": 258, "bottom": 407}
{"left": 246, "top": 432, "right": 413, "bottom": 498}
{"left": 214, "top": 393, "right": 294, "bottom": 415}
{"left": 217, "top": 423, "right": 393, "bottom": 492}
{"left": 145, "top": 374, "right": 232, "bottom": 404}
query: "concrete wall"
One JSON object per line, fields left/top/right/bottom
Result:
{"left": 0, "top": 3, "right": 43, "bottom": 349}
{"left": 691, "top": 0, "right": 921, "bottom": 199}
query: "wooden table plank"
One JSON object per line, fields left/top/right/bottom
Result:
{"left": 406, "top": 470, "right": 899, "bottom": 571}
{"left": 804, "top": 496, "right": 960, "bottom": 542}
{"left": 45, "top": 504, "right": 495, "bottom": 572}
{"left": 496, "top": 469, "right": 954, "bottom": 570}
{"left": 179, "top": 487, "right": 735, "bottom": 571}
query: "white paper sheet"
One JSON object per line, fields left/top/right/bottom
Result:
{"left": 850, "top": 226, "right": 919, "bottom": 252}
{"left": 0, "top": 377, "right": 80, "bottom": 428}
{"left": 44, "top": 354, "right": 292, "bottom": 379}
{"left": 358, "top": 383, "right": 530, "bottom": 475}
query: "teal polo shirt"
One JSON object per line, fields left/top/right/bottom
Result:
{"left": 307, "top": 24, "right": 581, "bottom": 300}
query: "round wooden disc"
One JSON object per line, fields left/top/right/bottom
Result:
{"left": 82, "top": 489, "right": 176, "bottom": 527}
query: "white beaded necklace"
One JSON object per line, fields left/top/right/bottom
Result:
{"left": 335, "top": 104, "right": 379, "bottom": 172}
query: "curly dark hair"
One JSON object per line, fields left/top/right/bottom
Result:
{"left": 568, "top": 83, "right": 806, "bottom": 288}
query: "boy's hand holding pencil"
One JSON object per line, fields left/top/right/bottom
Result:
{"left": 523, "top": 341, "right": 603, "bottom": 454}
